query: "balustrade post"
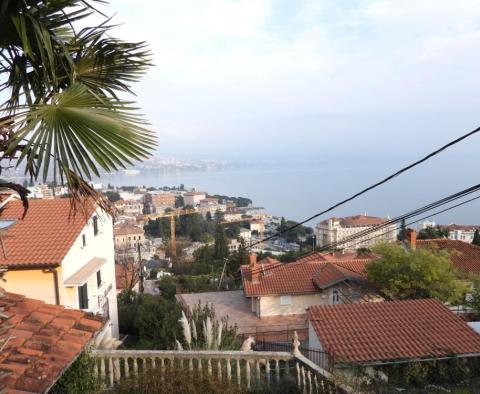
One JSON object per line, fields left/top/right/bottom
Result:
{"left": 246, "top": 359, "right": 251, "bottom": 389}
{"left": 296, "top": 362, "right": 301, "bottom": 387}
{"left": 307, "top": 370, "right": 312, "bottom": 394}
{"left": 301, "top": 366, "right": 306, "bottom": 393}
{"left": 124, "top": 357, "right": 129, "bottom": 378}
{"left": 226, "top": 358, "right": 231, "bottom": 382}
{"left": 152, "top": 357, "right": 156, "bottom": 369}
{"left": 189, "top": 358, "right": 193, "bottom": 371}
{"left": 236, "top": 359, "right": 241, "bottom": 386}
{"left": 275, "top": 359, "right": 280, "bottom": 383}
{"left": 133, "top": 357, "right": 138, "bottom": 375}
{"left": 265, "top": 359, "right": 271, "bottom": 386}
{"left": 100, "top": 357, "right": 106, "bottom": 382}
{"left": 217, "top": 360, "right": 222, "bottom": 380}
{"left": 109, "top": 358, "right": 114, "bottom": 387}
{"left": 207, "top": 359, "right": 212, "bottom": 376}
{"left": 114, "top": 357, "right": 121, "bottom": 383}
{"left": 198, "top": 358, "right": 203, "bottom": 377}
{"left": 255, "top": 359, "right": 260, "bottom": 382}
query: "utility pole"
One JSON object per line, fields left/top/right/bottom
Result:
{"left": 137, "top": 242, "right": 144, "bottom": 293}
{"left": 218, "top": 257, "right": 228, "bottom": 290}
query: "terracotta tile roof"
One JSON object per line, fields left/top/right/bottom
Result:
{"left": 0, "top": 199, "right": 95, "bottom": 268}
{"left": 0, "top": 290, "right": 104, "bottom": 393}
{"left": 308, "top": 298, "right": 480, "bottom": 364}
{"left": 241, "top": 253, "right": 374, "bottom": 297}
{"left": 113, "top": 224, "right": 144, "bottom": 236}
{"left": 115, "top": 261, "right": 139, "bottom": 290}
{"left": 312, "top": 264, "right": 364, "bottom": 289}
{"left": 417, "top": 239, "right": 480, "bottom": 275}
{"left": 447, "top": 224, "right": 480, "bottom": 231}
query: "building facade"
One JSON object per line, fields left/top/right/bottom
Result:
{"left": 1, "top": 198, "right": 119, "bottom": 338}
{"left": 447, "top": 224, "right": 480, "bottom": 243}
{"left": 315, "top": 214, "right": 397, "bottom": 250}
{"left": 183, "top": 192, "right": 206, "bottom": 206}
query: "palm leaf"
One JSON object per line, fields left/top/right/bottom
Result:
{"left": 5, "top": 83, "right": 156, "bottom": 182}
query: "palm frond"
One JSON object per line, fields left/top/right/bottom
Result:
{"left": 5, "top": 83, "right": 156, "bottom": 182}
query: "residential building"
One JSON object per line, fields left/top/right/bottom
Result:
{"left": 0, "top": 289, "right": 107, "bottom": 393}
{"left": 447, "top": 224, "right": 480, "bottom": 243}
{"left": 183, "top": 191, "right": 206, "bottom": 206}
{"left": 239, "top": 228, "right": 252, "bottom": 243}
{"left": 224, "top": 212, "right": 243, "bottom": 222}
{"left": 178, "top": 252, "right": 379, "bottom": 341}
{"left": 113, "top": 224, "right": 145, "bottom": 250}
{"left": 115, "top": 260, "right": 140, "bottom": 294}
{"left": 198, "top": 197, "right": 227, "bottom": 218}
{"left": 315, "top": 214, "right": 397, "bottom": 250}
{"left": 144, "top": 191, "right": 176, "bottom": 212}
{"left": 250, "top": 219, "right": 265, "bottom": 234}
{"left": 27, "top": 184, "right": 54, "bottom": 199}
{"left": 0, "top": 198, "right": 119, "bottom": 338}
{"left": 241, "top": 253, "right": 379, "bottom": 319}
{"left": 182, "top": 242, "right": 206, "bottom": 261}
{"left": 308, "top": 299, "right": 480, "bottom": 365}
{"left": 122, "top": 199, "right": 144, "bottom": 215}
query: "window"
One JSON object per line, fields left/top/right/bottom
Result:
{"left": 280, "top": 295, "right": 292, "bottom": 306}
{"left": 332, "top": 289, "right": 340, "bottom": 304}
{"left": 78, "top": 284, "right": 89, "bottom": 309}
{"left": 97, "top": 270, "right": 102, "bottom": 287}
{"left": 82, "top": 234, "right": 86, "bottom": 247}
{"left": 93, "top": 216, "right": 99, "bottom": 236}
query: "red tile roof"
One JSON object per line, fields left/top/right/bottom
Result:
{"left": 417, "top": 239, "right": 480, "bottom": 276}
{"left": 308, "top": 298, "right": 480, "bottom": 364}
{"left": 115, "top": 261, "right": 139, "bottom": 290}
{"left": 113, "top": 224, "right": 144, "bottom": 236}
{"left": 0, "top": 290, "right": 104, "bottom": 393}
{"left": 241, "top": 253, "right": 374, "bottom": 297}
{"left": 0, "top": 199, "right": 95, "bottom": 268}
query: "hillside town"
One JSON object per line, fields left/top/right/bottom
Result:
{"left": 2, "top": 1, "right": 480, "bottom": 393}
{"left": 1, "top": 180, "right": 480, "bottom": 393}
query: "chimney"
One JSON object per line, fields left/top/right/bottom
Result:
{"left": 249, "top": 254, "right": 259, "bottom": 283}
{"left": 406, "top": 228, "right": 417, "bottom": 250}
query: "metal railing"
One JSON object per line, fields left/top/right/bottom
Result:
{"left": 253, "top": 340, "right": 335, "bottom": 371}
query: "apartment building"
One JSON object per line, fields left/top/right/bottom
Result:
{"left": 447, "top": 224, "right": 480, "bottom": 243}
{"left": 0, "top": 198, "right": 119, "bottom": 338}
{"left": 315, "top": 214, "right": 397, "bottom": 250}
{"left": 183, "top": 191, "right": 206, "bottom": 206}
{"left": 144, "top": 191, "right": 176, "bottom": 213}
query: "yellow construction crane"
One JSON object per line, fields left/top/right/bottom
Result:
{"left": 144, "top": 208, "right": 197, "bottom": 258}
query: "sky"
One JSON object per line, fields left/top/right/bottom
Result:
{"left": 98, "top": 0, "right": 480, "bottom": 165}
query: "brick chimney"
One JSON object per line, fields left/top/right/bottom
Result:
{"left": 406, "top": 228, "right": 417, "bottom": 250}
{"left": 249, "top": 254, "right": 259, "bottom": 283}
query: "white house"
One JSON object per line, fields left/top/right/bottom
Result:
{"left": 447, "top": 224, "right": 480, "bottom": 243}
{"left": 0, "top": 198, "right": 119, "bottom": 339}
{"left": 183, "top": 192, "right": 206, "bottom": 206}
{"left": 315, "top": 214, "right": 397, "bottom": 251}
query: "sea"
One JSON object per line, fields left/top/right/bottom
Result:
{"left": 96, "top": 161, "right": 480, "bottom": 228}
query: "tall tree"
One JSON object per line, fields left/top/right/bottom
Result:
{"left": 472, "top": 229, "right": 480, "bottom": 246}
{"left": 366, "top": 243, "right": 466, "bottom": 303}
{"left": 0, "top": 0, "right": 155, "bottom": 212}
{"left": 214, "top": 224, "right": 228, "bottom": 260}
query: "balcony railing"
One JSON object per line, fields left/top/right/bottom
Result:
{"left": 92, "top": 339, "right": 355, "bottom": 393}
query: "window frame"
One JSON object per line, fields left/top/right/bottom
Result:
{"left": 93, "top": 216, "right": 99, "bottom": 236}
{"left": 96, "top": 270, "right": 102, "bottom": 287}
{"left": 280, "top": 295, "right": 292, "bottom": 306}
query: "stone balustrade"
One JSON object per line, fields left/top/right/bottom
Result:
{"left": 92, "top": 348, "right": 339, "bottom": 393}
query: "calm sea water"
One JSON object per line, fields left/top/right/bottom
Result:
{"left": 98, "top": 161, "right": 480, "bottom": 227}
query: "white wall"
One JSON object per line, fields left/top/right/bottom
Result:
{"left": 308, "top": 321, "right": 323, "bottom": 350}
{"left": 259, "top": 291, "right": 333, "bottom": 317}
{"left": 61, "top": 207, "right": 119, "bottom": 338}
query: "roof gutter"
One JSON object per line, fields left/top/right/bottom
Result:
{"left": 42, "top": 268, "right": 60, "bottom": 305}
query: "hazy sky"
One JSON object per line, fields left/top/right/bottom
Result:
{"left": 99, "top": 0, "right": 480, "bottom": 164}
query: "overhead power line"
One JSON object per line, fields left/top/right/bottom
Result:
{"left": 243, "top": 126, "right": 480, "bottom": 251}
{"left": 245, "top": 184, "right": 480, "bottom": 277}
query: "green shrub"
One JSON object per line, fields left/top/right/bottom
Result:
{"left": 50, "top": 351, "right": 100, "bottom": 394}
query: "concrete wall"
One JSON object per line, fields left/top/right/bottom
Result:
{"left": 259, "top": 290, "right": 333, "bottom": 317}
{"left": 308, "top": 321, "right": 323, "bottom": 350}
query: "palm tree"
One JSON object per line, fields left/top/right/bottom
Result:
{"left": 0, "top": 0, "right": 155, "bottom": 213}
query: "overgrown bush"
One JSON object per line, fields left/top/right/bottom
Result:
{"left": 50, "top": 351, "right": 100, "bottom": 394}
